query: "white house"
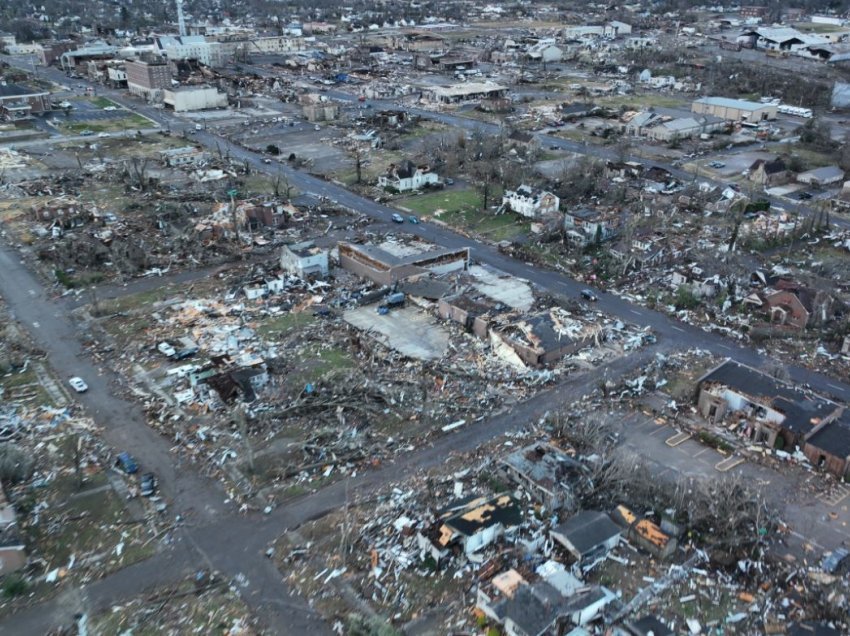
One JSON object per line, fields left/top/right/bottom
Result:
{"left": 377, "top": 160, "right": 439, "bottom": 192}
{"left": 280, "top": 241, "right": 329, "bottom": 278}
{"left": 564, "top": 208, "right": 617, "bottom": 244}
{"left": 502, "top": 185, "right": 560, "bottom": 218}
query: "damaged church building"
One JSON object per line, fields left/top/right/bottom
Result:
{"left": 695, "top": 360, "right": 850, "bottom": 478}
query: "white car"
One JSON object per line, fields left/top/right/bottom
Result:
{"left": 69, "top": 377, "right": 88, "bottom": 393}
{"left": 157, "top": 342, "right": 177, "bottom": 357}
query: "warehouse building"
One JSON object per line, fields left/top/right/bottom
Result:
{"left": 691, "top": 96, "right": 777, "bottom": 122}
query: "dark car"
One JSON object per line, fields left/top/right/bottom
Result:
{"left": 116, "top": 452, "right": 138, "bottom": 475}
{"left": 140, "top": 472, "right": 157, "bottom": 497}
{"left": 580, "top": 289, "right": 598, "bottom": 302}
{"left": 408, "top": 215, "right": 420, "bottom": 224}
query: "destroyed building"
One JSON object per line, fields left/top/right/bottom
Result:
{"left": 338, "top": 240, "right": 469, "bottom": 285}
{"left": 490, "top": 308, "right": 602, "bottom": 368}
{"left": 610, "top": 505, "right": 677, "bottom": 560}
{"left": 499, "top": 442, "right": 590, "bottom": 512}
{"left": 696, "top": 359, "right": 842, "bottom": 456}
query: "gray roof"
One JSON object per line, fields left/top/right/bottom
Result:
{"left": 551, "top": 510, "right": 621, "bottom": 556}
{"left": 798, "top": 165, "right": 845, "bottom": 182}
{"left": 806, "top": 416, "right": 850, "bottom": 458}
{"left": 694, "top": 96, "right": 768, "bottom": 111}
{"left": 699, "top": 360, "right": 838, "bottom": 435}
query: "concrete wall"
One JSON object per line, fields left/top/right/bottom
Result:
{"left": 164, "top": 87, "right": 227, "bottom": 112}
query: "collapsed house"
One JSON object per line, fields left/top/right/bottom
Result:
{"left": 499, "top": 442, "right": 590, "bottom": 512}
{"left": 610, "top": 505, "right": 677, "bottom": 560}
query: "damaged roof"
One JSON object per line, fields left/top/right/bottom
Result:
{"left": 698, "top": 360, "right": 838, "bottom": 433}
{"left": 443, "top": 494, "right": 522, "bottom": 537}
{"left": 501, "top": 442, "right": 586, "bottom": 492}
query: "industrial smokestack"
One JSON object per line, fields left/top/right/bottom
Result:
{"left": 176, "top": 0, "right": 187, "bottom": 37}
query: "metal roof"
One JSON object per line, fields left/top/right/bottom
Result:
{"left": 694, "top": 96, "right": 770, "bottom": 112}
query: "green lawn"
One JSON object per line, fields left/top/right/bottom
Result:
{"left": 287, "top": 344, "right": 354, "bottom": 390}
{"left": 399, "top": 187, "right": 530, "bottom": 241}
{"left": 59, "top": 114, "right": 154, "bottom": 135}
{"left": 89, "top": 96, "right": 121, "bottom": 109}
{"left": 0, "top": 367, "right": 54, "bottom": 406}
{"left": 595, "top": 93, "right": 689, "bottom": 110}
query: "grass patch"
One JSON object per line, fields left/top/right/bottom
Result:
{"left": 89, "top": 96, "right": 120, "bottom": 109}
{"left": 23, "top": 475, "right": 155, "bottom": 574}
{"left": 400, "top": 188, "right": 483, "bottom": 215}
{"left": 58, "top": 114, "right": 154, "bottom": 135}
{"left": 256, "top": 311, "right": 315, "bottom": 339}
{"left": 765, "top": 145, "right": 835, "bottom": 169}
{"left": 0, "top": 367, "right": 54, "bottom": 406}
{"left": 400, "top": 187, "right": 530, "bottom": 241}
{"left": 595, "top": 93, "right": 689, "bottom": 109}
{"left": 287, "top": 344, "right": 354, "bottom": 390}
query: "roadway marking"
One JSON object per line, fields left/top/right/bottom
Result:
{"left": 789, "top": 530, "right": 825, "bottom": 552}
{"left": 818, "top": 485, "right": 850, "bottom": 507}
{"left": 665, "top": 431, "right": 692, "bottom": 447}
{"left": 828, "top": 383, "right": 844, "bottom": 392}
{"left": 715, "top": 455, "right": 745, "bottom": 472}
{"left": 32, "top": 321, "right": 40, "bottom": 329}
{"left": 718, "top": 345, "right": 733, "bottom": 350}
{"left": 671, "top": 326, "right": 686, "bottom": 333}
{"left": 649, "top": 426, "right": 667, "bottom": 436}
{"left": 692, "top": 447, "right": 710, "bottom": 458}
{"left": 629, "top": 309, "right": 643, "bottom": 316}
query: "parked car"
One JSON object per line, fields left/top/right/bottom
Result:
{"left": 263, "top": 158, "right": 272, "bottom": 164}
{"left": 580, "top": 289, "right": 598, "bottom": 302}
{"left": 798, "top": 192, "right": 812, "bottom": 200}
{"left": 115, "top": 452, "right": 138, "bottom": 475}
{"left": 68, "top": 376, "right": 88, "bottom": 393}
{"left": 139, "top": 472, "right": 157, "bottom": 497}
{"left": 708, "top": 161, "right": 725, "bottom": 169}
{"left": 444, "top": 178, "right": 454, "bottom": 186}
{"left": 408, "top": 215, "right": 420, "bottom": 224}
{"left": 157, "top": 342, "right": 176, "bottom": 357}
{"left": 391, "top": 213, "right": 404, "bottom": 223}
